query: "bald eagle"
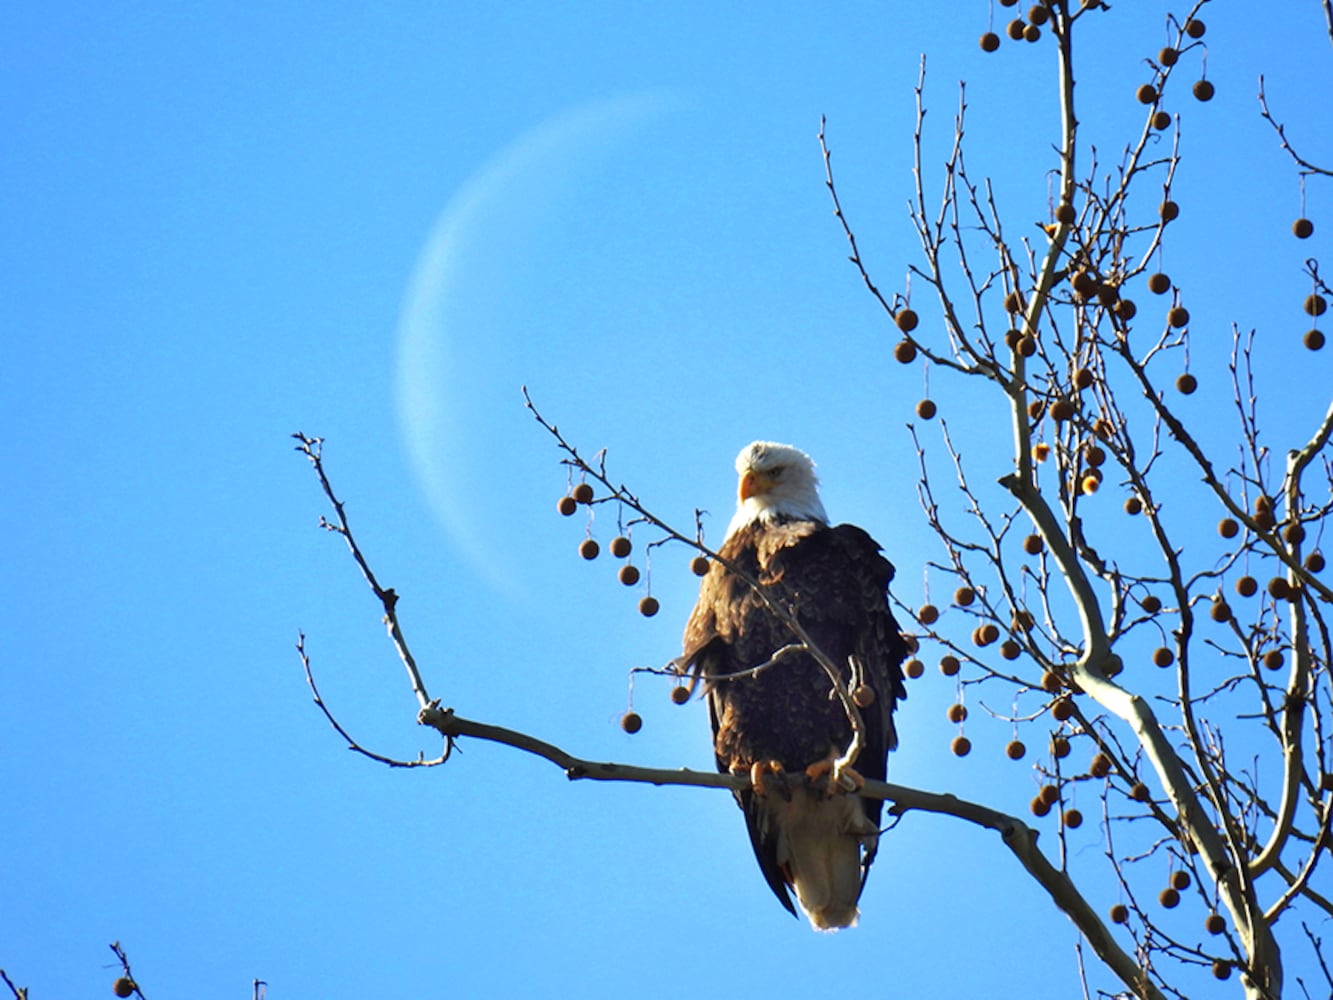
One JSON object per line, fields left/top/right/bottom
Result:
{"left": 681, "top": 441, "right": 907, "bottom": 930}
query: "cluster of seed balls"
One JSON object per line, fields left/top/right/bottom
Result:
{"left": 557, "top": 481, "right": 710, "bottom": 733}
{"left": 915, "top": 590, "right": 1242, "bottom": 971}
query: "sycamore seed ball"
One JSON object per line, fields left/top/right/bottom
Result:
{"left": 1205, "top": 912, "right": 1226, "bottom": 935}
{"left": 1051, "top": 736, "right": 1071, "bottom": 759}
{"left": 1171, "top": 870, "right": 1191, "bottom": 891}
{"left": 1090, "top": 752, "right": 1112, "bottom": 778}
{"left": 1000, "top": 639, "right": 1021, "bottom": 660}
{"left": 1063, "top": 808, "right": 1083, "bottom": 829}
{"left": 1306, "top": 294, "right": 1328, "bottom": 317}
{"left": 1039, "top": 784, "right": 1061, "bottom": 806}
{"left": 1141, "top": 594, "right": 1162, "bottom": 613}
{"left": 1136, "top": 83, "right": 1158, "bottom": 104}
{"left": 618, "top": 564, "right": 641, "bottom": 586}
{"left": 1147, "top": 272, "right": 1172, "bottom": 295}
{"left": 671, "top": 685, "right": 691, "bottom": 705}
{"left": 579, "top": 538, "right": 600, "bottom": 560}
{"left": 980, "top": 31, "right": 1001, "bottom": 52}
{"left": 951, "top": 735, "right": 972, "bottom": 757}
{"left": 1131, "top": 781, "right": 1151, "bottom": 802}
{"left": 1212, "top": 961, "right": 1232, "bottom": 981}
{"left": 1124, "top": 496, "right": 1143, "bottom": 515}
{"left": 1023, "top": 23, "right": 1042, "bottom": 42}
{"left": 1056, "top": 202, "right": 1076, "bottom": 224}
{"left": 1293, "top": 218, "right": 1315, "bottom": 239}
{"left": 1152, "top": 110, "right": 1171, "bottom": 131}
{"left": 1218, "top": 517, "right": 1239, "bottom": 538}
{"left": 1031, "top": 795, "right": 1051, "bottom": 817}
{"left": 1110, "top": 903, "right": 1129, "bottom": 924}
{"left": 947, "top": 702, "right": 968, "bottom": 724}
{"left": 609, "top": 535, "right": 632, "bottom": 558}
{"left": 894, "top": 339, "right": 918, "bottom": 364}
{"left": 954, "top": 586, "right": 976, "bottom": 606}
{"left": 1193, "top": 79, "right": 1215, "bottom": 102}
{"left": 1042, "top": 671, "right": 1063, "bottom": 694}
{"left": 1236, "top": 576, "right": 1258, "bottom": 597}
{"left": 1175, "top": 373, "right": 1197, "bottom": 395}
{"left": 557, "top": 495, "right": 578, "bottom": 516}
{"left": 690, "top": 555, "right": 710, "bottom": 576}
{"left": 638, "top": 595, "right": 660, "bottom": 617}
{"left": 1052, "top": 696, "right": 1074, "bottom": 720}
{"left": 1185, "top": 18, "right": 1206, "bottom": 38}
{"left": 917, "top": 603, "right": 939, "bottom": 625}
{"left": 1023, "top": 533, "right": 1044, "bottom": 555}
{"left": 621, "top": 711, "right": 643, "bottom": 734}
{"left": 572, "top": 482, "right": 595, "bottom": 504}
{"left": 1307, "top": 551, "right": 1326, "bottom": 572}
{"left": 1006, "top": 739, "right": 1026, "bottom": 760}
{"left": 1210, "top": 600, "right": 1232, "bottom": 623}
{"left": 1006, "top": 19, "right": 1026, "bottom": 41}
{"left": 1159, "top": 887, "right": 1180, "bottom": 908}
{"left": 1263, "top": 650, "right": 1285, "bottom": 670}
{"left": 896, "top": 308, "right": 919, "bottom": 332}
{"left": 905, "top": 658, "right": 925, "bottom": 679}
{"left": 1114, "top": 298, "right": 1138, "bottom": 321}
{"left": 114, "top": 980, "right": 136, "bottom": 999}
{"left": 1153, "top": 647, "right": 1175, "bottom": 667}
{"left": 1305, "top": 329, "right": 1326, "bottom": 351}
{"left": 1158, "top": 46, "right": 1178, "bottom": 66}
{"left": 916, "top": 398, "right": 937, "bottom": 420}
{"left": 939, "top": 655, "right": 961, "bottom": 677}
{"left": 853, "top": 684, "right": 876, "bottom": 708}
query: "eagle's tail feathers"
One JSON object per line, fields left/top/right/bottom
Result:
{"left": 766, "top": 790, "right": 878, "bottom": 932}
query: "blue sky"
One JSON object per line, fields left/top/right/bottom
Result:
{"left": 3, "top": 2, "right": 1330, "bottom": 997}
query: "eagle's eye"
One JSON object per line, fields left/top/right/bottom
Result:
{"left": 768, "top": 466, "right": 785, "bottom": 479}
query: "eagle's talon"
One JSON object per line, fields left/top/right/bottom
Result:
{"left": 750, "top": 759, "right": 791, "bottom": 800}
{"left": 804, "top": 756, "right": 864, "bottom": 797}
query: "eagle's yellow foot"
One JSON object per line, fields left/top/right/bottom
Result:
{"left": 749, "top": 759, "right": 790, "bottom": 800}
{"left": 805, "top": 756, "right": 864, "bottom": 797}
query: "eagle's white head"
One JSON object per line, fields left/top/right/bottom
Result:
{"left": 726, "top": 440, "right": 829, "bottom": 538}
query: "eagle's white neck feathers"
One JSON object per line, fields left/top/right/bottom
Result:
{"left": 725, "top": 440, "right": 829, "bottom": 539}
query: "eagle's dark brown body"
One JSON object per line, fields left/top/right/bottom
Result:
{"left": 682, "top": 516, "right": 907, "bottom": 925}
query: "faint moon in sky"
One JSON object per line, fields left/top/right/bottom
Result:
{"left": 395, "top": 93, "right": 674, "bottom": 594}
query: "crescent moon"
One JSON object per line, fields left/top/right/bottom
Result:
{"left": 395, "top": 92, "right": 675, "bottom": 595}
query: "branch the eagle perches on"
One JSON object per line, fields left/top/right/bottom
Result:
{"left": 293, "top": 425, "right": 1165, "bottom": 1000}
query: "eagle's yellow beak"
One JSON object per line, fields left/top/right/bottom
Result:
{"left": 739, "top": 469, "right": 767, "bottom": 502}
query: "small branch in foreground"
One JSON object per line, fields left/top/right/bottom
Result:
{"left": 0, "top": 970, "right": 26, "bottom": 1000}
{"left": 298, "top": 631, "right": 451, "bottom": 768}
{"left": 293, "top": 432, "right": 433, "bottom": 711}
{"left": 109, "top": 942, "right": 145, "bottom": 1000}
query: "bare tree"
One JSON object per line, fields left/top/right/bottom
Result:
{"left": 295, "top": 2, "right": 1329, "bottom": 998}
